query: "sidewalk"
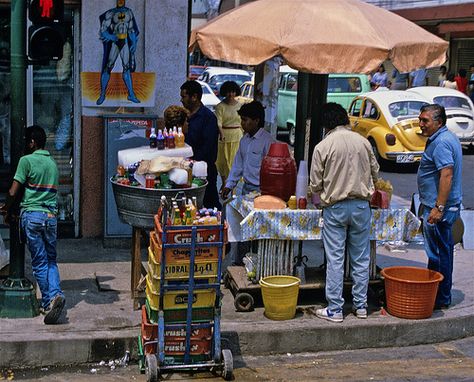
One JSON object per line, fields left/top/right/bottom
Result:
{"left": 0, "top": 237, "right": 473, "bottom": 368}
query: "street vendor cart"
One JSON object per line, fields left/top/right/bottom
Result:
{"left": 225, "top": 194, "right": 421, "bottom": 312}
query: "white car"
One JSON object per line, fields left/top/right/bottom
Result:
{"left": 197, "top": 80, "right": 221, "bottom": 112}
{"left": 198, "top": 66, "right": 253, "bottom": 97}
{"left": 407, "top": 86, "right": 474, "bottom": 148}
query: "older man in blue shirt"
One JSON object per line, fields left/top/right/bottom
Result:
{"left": 417, "top": 104, "right": 462, "bottom": 310}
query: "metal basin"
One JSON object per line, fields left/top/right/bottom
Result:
{"left": 110, "top": 178, "right": 207, "bottom": 229}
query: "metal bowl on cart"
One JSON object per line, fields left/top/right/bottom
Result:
{"left": 110, "top": 177, "right": 208, "bottom": 229}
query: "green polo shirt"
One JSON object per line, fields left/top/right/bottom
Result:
{"left": 14, "top": 149, "right": 59, "bottom": 214}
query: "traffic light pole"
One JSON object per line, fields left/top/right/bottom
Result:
{"left": 0, "top": 0, "right": 39, "bottom": 318}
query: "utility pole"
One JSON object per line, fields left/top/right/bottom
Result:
{"left": 0, "top": 0, "right": 38, "bottom": 318}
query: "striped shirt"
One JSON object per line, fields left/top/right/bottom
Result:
{"left": 14, "top": 150, "right": 59, "bottom": 214}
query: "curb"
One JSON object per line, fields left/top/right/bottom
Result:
{"left": 1, "top": 313, "right": 473, "bottom": 367}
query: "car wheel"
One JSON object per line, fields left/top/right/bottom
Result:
{"left": 288, "top": 124, "right": 296, "bottom": 146}
{"left": 369, "top": 138, "right": 380, "bottom": 163}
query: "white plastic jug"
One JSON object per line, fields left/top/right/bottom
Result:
{"left": 295, "top": 160, "right": 308, "bottom": 201}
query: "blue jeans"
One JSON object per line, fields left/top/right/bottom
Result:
{"left": 322, "top": 200, "right": 371, "bottom": 312}
{"left": 421, "top": 205, "right": 460, "bottom": 306}
{"left": 21, "top": 211, "right": 63, "bottom": 309}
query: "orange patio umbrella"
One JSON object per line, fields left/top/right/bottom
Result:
{"left": 189, "top": 0, "right": 448, "bottom": 73}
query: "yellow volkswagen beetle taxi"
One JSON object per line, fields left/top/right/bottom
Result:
{"left": 348, "top": 90, "right": 429, "bottom": 164}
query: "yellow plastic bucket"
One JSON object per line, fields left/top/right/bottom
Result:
{"left": 259, "top": 276, "right": 300, "bottom": 320}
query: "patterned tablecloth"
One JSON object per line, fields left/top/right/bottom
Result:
{"left": 229, "top": 195, "right": 421, "bottom": 242}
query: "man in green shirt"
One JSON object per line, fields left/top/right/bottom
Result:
{"left": 1, "top": 125, "right": 65, "bottom": 324}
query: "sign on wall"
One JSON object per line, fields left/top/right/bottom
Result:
{"left": 81, "top": 0, "right": 156, "bottom": 107}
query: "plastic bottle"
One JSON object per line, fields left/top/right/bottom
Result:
{"left": 176, "top": 127, "right": 185, "bottom": 148}
{"left": 295, "top": 160, "right": 309, "bottom": 203}
{"left": 157, "top": 129, "right": 165, "bottom": 150}
{"left": 167, "top": 129, "right": 176, "bottom": 149}
{"left": 163, "top": 127, "right": 169, "bottom": 149}
{"left": 149, "top": 128, "right": 157, "bottom": 148}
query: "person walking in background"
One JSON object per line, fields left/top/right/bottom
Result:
{"left": 221, "top": 101, "right": 274, "bottom": 265}
{"left": 180, "top": 80, "right": 221, "bottom": 209}
{"left": 454, "top": 68, "right": 468, "bottom": 95}
{"left": 442, "top": 73, "right": 458, "bottom": 90}
{"left": 0, "top": 126, "right": 65, "bottom": 325}
{"left": 215, "top": 81, "right": 244, "bottom": 191}
{"left": 310, "top": 103, "right": 379, "bottom": 323}
{"left": 438, "top": 65, "right": 447, "bottom": 86}
{"left": 390, "top": 69, "right": 408, "bottom": 90}
{"left": 409, "top": 68, "right": 428, "bottom": 88}
{"left": 417, "top": 104, "right": 462, "bottom": 310}
{"left": 371, "top": 64, "right": 388, "bottom": 88}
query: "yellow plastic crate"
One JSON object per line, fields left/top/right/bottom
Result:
{"left": 147, "top": 247, "right": 218, "bottom": 281}
{"left": 146, "top": 274, "right": 216, "bottom": 310}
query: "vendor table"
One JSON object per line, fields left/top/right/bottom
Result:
{"left": 225, "top": 195, "right": 421, "bottom": 311}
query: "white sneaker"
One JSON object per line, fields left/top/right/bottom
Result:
{"left": 353, "top": 307, "right": 368, "bottom": 319}
{"left": 316, "top": 307, "right": 343, "bottom": 323}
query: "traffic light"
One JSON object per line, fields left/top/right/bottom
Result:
{"left": 28, "top": 0, "right": 65, "bottom": 61}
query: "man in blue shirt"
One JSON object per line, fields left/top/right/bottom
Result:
{"left": 221, "top": 101, "right": 274, "bottom": 198}
{"left": 409, "top": 68, "right": 428, "bottom": 88}
{"left": 221, "top": 101, "right": 274, "bottom": 265}
{"left": 417, "top": 104, "right": 462, "bottom": 310}
{"left": 180, "top": 80, "right": 221, "bottom": 209}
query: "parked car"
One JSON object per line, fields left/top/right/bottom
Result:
{"left": 238, "top": 80, "right": 254, "bottom": 103}
{"left": 407, "top": 86, "right": 474, "bottom": 149}
{"left": 277, "top": 65, "right": 371, "bottom": 145}
{"left": 348, "top": 90, "right": 429, "bottom": 164}
{"left": 197, "top": 80, "right": 220, "bottom": 112}
{"left": 188, "top": 65, "right": 206, "bottom": 80}
{"left": 198, "top": 67, "right": 252, "bottom": 97}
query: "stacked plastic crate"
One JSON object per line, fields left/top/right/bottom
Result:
{"left": 138, "top": 211, "right": 226, "bottom": 368}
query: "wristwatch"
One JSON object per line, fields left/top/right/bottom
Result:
{"left": 435, "top": 204, "right": 445, "bottom": 212}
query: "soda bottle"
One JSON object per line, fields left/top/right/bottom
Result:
{"left": 176, "top": 127, "right": 185, "bottom": 148}
{"left": 149, "top": 128, "right": 157, "bottom": 148}
{"left": 157, "top": 129, "right": 165, "bottom": 150}
{"left": 167, "top": 130, "right": 175, "bottom": 149}
{"left": 163, "top": 128, "right": 169, "bottom": 149}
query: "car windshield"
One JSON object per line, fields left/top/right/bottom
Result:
{"left": 327, "top": 77, "right": 362, "bottom": 93}
{"left": 210, "top": 74, "right": 251, "bottom": 86}
{"left": 388, "top": 101, "right": 428, "bottom": 118}
{"left": 433, "top": 96, "right": 471, "bottom": 110}
{"left": 190, "top": 67, "right": 204, "bottom": 75}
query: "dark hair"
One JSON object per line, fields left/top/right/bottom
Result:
{"left": 219, "top": 81, "right": 241, "bottom": 98}
{"left": 420, "top": 104, "right": 447, "bottom": 126}
{"left": 447, "top": 72, "right": 455, "bottom": 82}
{"left": 458, "top": 68, "right": 467, "bottom": 78}
{"left": 321, "top": 102, "right": 349, "bottom": 130}
{"left": 238, "top": 100, "right": 265, "bottom": 127}
{"left": 26, "top": 125, "right": 46, "bottom": 149}
{"left": 180, "top": 80, "right": 202, "bottom": 99}
{"left": 378, "top": 64, "right": 385, "bottom": 72}
{"left": 440, "top": 65, "right": 447, "bottom": 72}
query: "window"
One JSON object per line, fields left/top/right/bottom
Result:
{"left": 433, "top": 96, "right": 471, "bottom": 110}
{"left": 389, "top": 101, "right": 428, "bottom": 118}
{"left": 286, "top": 73, "right": 297, "bottom": 91}
{"left": 350, "top": 99, "right": 363, "bottom": 116}
{"left": 328, "top": 77, "right": 362, "bottom": 93}
{"left": 363, "top": 101, "right": 379, "bottom": 119}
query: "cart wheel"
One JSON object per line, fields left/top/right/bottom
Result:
{"left": 145, "top": 354, "right": 159, "bottom": 382}
{"left": 223, "top": 271, "right": 231, "bottom": 289}
{"left": 221, "top": 349, "right": 233, "bottom": 381}
{"left": 234, "top": 292, "right": 254, "bottom": 312}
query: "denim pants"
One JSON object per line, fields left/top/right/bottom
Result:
{"left": 322, "top": 200, "right": 371, "bottom": 312}
{"left": 421, "top": 205, "right": 460, "bottom": 306}
{"left": 21, "top": 211, "right": 63, "bottom": 309}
